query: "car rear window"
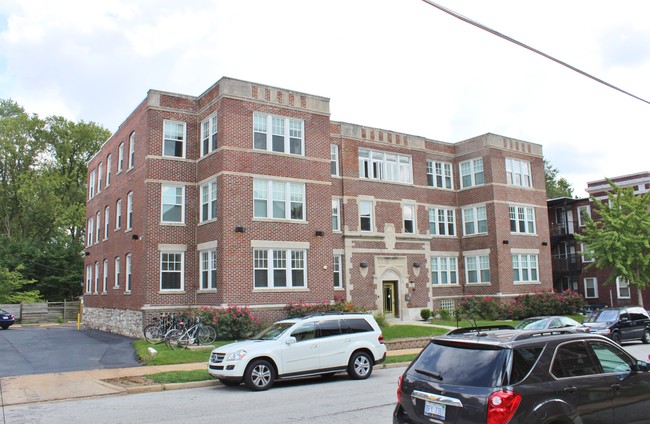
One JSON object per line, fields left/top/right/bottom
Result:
{"left": 341, "top": 318, "right": 373, "bottom": 333}
{"left": 509, "top": 347, "right": 543, "bottom": 384}
{"left": 410, "top": 341, "right": 507, "bottom": 387}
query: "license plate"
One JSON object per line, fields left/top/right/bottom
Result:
{"left": 424, "top": 401, "right": 446, "bottom": 420}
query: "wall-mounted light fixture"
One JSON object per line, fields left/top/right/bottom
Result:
{"left": 542, "top": 241, "right": 548, "bottom": 246}
{"left": 502, "top": 240, "right": 509, "bottom": 245}
{"left": 132, "top": 234, "right": 139, "bottom": 241}
{"left": 314, "top": 230, "right": 325, "bottom": 237}
{"left": 359, "top": 262, "right": 368, "bottom": 268}
{"left": 84, "top": 251, "right": 90, "bottom": 256}
{"left": 234, "top": 226, "right": 245, "bottom": 234}
{"left": 413, "top": 262, "right": 421, "bottom": 268}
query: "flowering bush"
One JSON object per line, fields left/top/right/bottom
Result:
{"left": 284, "top": 296, "right": 364, "bottom": 318}
{"left": 173, "top": 306, "right": 263, "bottom": 340}
{"left": 459, "top": 290, "right": 585, "bottom": 320}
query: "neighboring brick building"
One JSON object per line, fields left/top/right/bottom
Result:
{"left": 83, "top": 77, "right": 552, "bottom": 336}
{"left": 547, "top": 172, "right": 650, "bottom": 308}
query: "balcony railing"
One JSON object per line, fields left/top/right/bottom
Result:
{"left": 551, "top": 254, "right": 585, "bottom": 273}
{"left": 549, "top": 221, "right": 580, "bottom": 238}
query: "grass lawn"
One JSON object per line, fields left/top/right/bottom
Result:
{"left": 429, "top": 314, "right": 585, "bottom": 328}
{"left": 381, "top": 325, "right": 448, "bottom": 340}
{"left": 133, "top": 340, "right": 230, "bottom": 365}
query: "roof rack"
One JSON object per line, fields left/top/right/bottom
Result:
{"left": 289, "top": 311, "right": 360, "bottom": 319}
{"left": 446, "top": 325, "right": 515, "bottom": 335}
{"left": 512, "top": 329, "right": 575, "bottom": 341}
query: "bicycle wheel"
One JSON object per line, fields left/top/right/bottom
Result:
{"left": 166, "top": 329, "right": 187, "bottom": 350}
{"left": 144, "top": 325, "right": 163, "bottom": 344}
{"left": 198, "top": 325, "right": 217, "bottom": 345}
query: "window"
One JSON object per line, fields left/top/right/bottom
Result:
{"left": 106, "top": 154, "right": 111, "bottom": 186}
{"left": 616, "top": 277, "right": 630, "bottom": 299}
{"left": 118, "top": 143, "right": 124, "bottom": 172}
{"left": 253, "top": 179, "right": 304, "bottom": 221}
{"left": 332, "top": 198, "right": 341, "bottom": 231}
{"left": 200, "top": 249, "right": 217, "bottom": 290}
{"left": 161, "top": 185, "right": 185, "bottom": 223}
{"left": 114, "top": 257, "right": 120, "bottom": 288}
{"left": 160, "top": 252, "right": 183, "bottom": 290}
{"left": 253, "top": 113, "right": 304, "bottom": 155}
{"left": 94, "top": 262, "right": 99, "bottom": 293}
{"left": 333, "top": 255, "right": 342, "bottom": 288}
{"left": 85, "top": 265, "right": 92, "bottom": 294}
{"left": 590, "top": 342, "right": 632, "bottom": 374}
{"left": 551, "top": 342, "right": 599, "bottom": 378}
{"left": 87, "top": 217, "right": 94, "bottom": 246}
{"left": 580, "top": 243, "right": 594, "bottom": 263}
{"left": 97, "top": 163, "right": 103, "bottom": 193}
{"left": 577, "top": 205, "right": 591, "bottom": 226}
{"left": 253, "top": 248, "right": 306, "bottom": 288}
{"left": 426, "top": 160, "right": 453, "bottom": 189}
{"left": 95, "top": 211, "right": 101, "bottom": 243}
{"left": 463, "top": 205, "right": 487, "bottom": 235}
{"left": 115, "top": 199, "right": 122, "bottom": 229}
{"left": 505, "top": 158, "right": 531, "bottom": 187}
{"left": 460, "top": 158, "right": 484, "bottom": 188}
{"left": 584, "top": 277, "right": 598, "bottom": 298}
{"left": 428, "top": 207, "right": 456, "bottom": 236}
{"left": 126, "top": 253, "right": 132, "bottom": 292}
{"left": 102, "top": 260, "right": 108, "bottom": 293}
{"left": 200, "top": 181, "right": 217, "bottom": 222}
{"left": 201, "top": 113, "right": 218, "bottom": 156}
{"left": 88, "top": 170, "right": 96, "bottom": 199}
{"left": 466, "top": 255, "right": 490, "bottom": 284}
{"left": 513, "top": 254, "right": 539, "bottom": 283}
{"left": 127, "top": 191, "right": 133, "bottom": 230}
{"left": 359, "top": 200, "right": 373, "bottom": 232}
{"left": 431, "top": 257, "right": 458, "bottom": 285}
{"left": 509, "top": 206, "right": 535, "bottom": 234}
{"left": 330, "top": 144, "right": 339, "bottom": 176}
{"left": 103, "top": 207, "right": 109, "bottom": 240}
{"left": 163, "top": 120, "right": 186, "bottom": 158}
{"left": 403, "top": 204, "right": 415, "bottom": 234}
{"left": 128, "top": 132, "right": 135, "bottom": 169}
{"left": 358, "top": 149, "right": 412, "bottom": 184}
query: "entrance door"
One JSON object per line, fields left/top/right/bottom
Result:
{"left": 383, "top": 281, "right": 398, "bottom": 318}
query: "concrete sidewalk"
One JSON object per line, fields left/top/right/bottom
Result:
{"left": 0, "top": 348, "right": 422, "bottom": 407}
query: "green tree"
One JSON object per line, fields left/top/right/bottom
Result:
{"left": 577, "top": 180, "right": 650, "bottom": 307}
{"left": 545, "top": 160, "right": 574, "bottom": 199}
{"left": 0, "top": 265, "right": 42, "bottom": 303}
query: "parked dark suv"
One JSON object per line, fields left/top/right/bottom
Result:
{"left": 583, "top": 306, "right": 650, "bottom": 344}
{"left": 394, "top": 326, "right": 650, "bottom": 423}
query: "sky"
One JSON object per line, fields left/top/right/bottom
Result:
{"left": 1, "top": 0, "right": 649, "bottom": 197}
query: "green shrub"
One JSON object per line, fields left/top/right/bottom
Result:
{"left": 459, "top": 290, "right": 586, "bottom": 320}
{"left": 284, "top": 296, "right": 364, "bottom": 318}
{"left": 374, "top": 312, "right": 388, "bottom": 328}
{"left": 439, "top": 309, "right": 451, "bottom": 320}
{"left": 420, "top": 308, "right": 431, "bottom": 321}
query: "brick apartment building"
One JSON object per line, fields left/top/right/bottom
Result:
{"left": 548, "top": 171, "right": 650, "bottom": 308}
{"left": 83, "top": 77, "right": 552, "bottom": 337}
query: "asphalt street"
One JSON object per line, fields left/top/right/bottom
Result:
{"left": 0, "top": 325, "right": 140, "bottom": 376}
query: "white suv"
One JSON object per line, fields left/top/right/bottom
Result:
{"left": 208, "top": 313, "right": 387, "bottom": 390}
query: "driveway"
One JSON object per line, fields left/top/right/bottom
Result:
{"left": 0, "top": 324, "right": 140, "bottom": 376}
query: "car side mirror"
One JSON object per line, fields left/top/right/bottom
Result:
{"left": 285, "top": 336, "right": 297, "bottom": 345}
{"left": 633, "top": 360, "right": 649, "bottom": 372}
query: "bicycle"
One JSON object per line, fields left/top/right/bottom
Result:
{"left": 143, "top": 313, "right": 179, "bottom": 344}
{"left": 166, "top": 317, "right": 217, "bottom": 349}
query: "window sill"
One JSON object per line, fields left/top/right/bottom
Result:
{"left": 513, "top": 281, "right": 541, "bottom": 285}
{"left": 159, "top": 290, "right": 185, "bottom": 294}
{"left": 124, "top": 291, "right": 131, "bottom": 295}
{"left": 198, "top": 219, "right": 218, "bottom": 226}
{"left": 253, "top": 287, "right": 309, "bottom": 292}
{"left": 432, "top": 284, "right": 461, "bottom": 288}
{"left": 252, "top": 218, "right": 308, "bottom": 224}
{"left": 197, "top": 289, "right": 217, "bottom": 293}
{"left": 160, "top": 222, "right": 186, "bottom": 226}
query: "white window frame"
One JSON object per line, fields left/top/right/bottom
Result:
{"left": 330, "top": 144, "right": 340, "bottom": 176}
{"left": 128, "top": 132, "right": 135, "bottom": 169}
{"left": 428, "top": 207, "right": 456, "bottom": 236}
{"left": 616, "top": 277, "right": 630, "bottom": 299}
{"left": 200, "top": 180, "right": 217, "bottom": 222}
{"left": 118, "top": 143, "right": 124, "bottom": 172}
{"left": 426, "top": 160, "right": 453, "bottom": 189}
{"left": 332, "top": 198, "right": 341, "bottom": 232}
{"left": 577, "top": 205, "right": 591, "bottom": 227}
{"left": 104, "top": 206, "right": 110, "bottom": 240}
{"left": 403, "top": 204, "right": 416, "bottom": 234}
{"left": 102, "top": 259, "right": 108, "bottom": 293}
{"left": 459, "top": 158, "right": 484, "bottom": 188}
{"left": 160, "top": 251, "right": 183, "bottom": 291}
{"left": 126, "top": 253, "right": 132, "bottom": 292}
{"left": 253, "top": 113, "right": 304, "bottom": 156}
{"left": 505, "top": 158, "right": 532, "bottom": 187}
{"left": 509, "top": 205, "right": 536, "bottom": 234}
{"left": 106, "top": 154, "right": 111, "bottom": 187}
{"left": 253, "top": 248, "right": 307, "bottom": 289}
{"left": 97, "top": 163, "right": 102, "bottom": 193}
{"left": 87, "top": 217, "right": 94, "bottom": 246}
{"left": 358, "top": 149, "right": 412, "bottom": 184}
{"left": 584, "top": 277, "right": 598, "bottom": 299}
{"left": 163, "top": 120, "right": 186, "bottom": 158}
{"left": 85, "top": 265, "right": 92, "bottom": 294}
{"left": 201, "top": 113, "right": 218, "bottom": 157}
{"left": 580, "top": 243, "right": 595, "bottom": 263}
{"left": 431, "top": 256, "right": 458, "bottom": 286}
{"left": 114, "top": 257, "right": 120, "bottom": 288}
{"left": 93, "top": 261, "right": 99, "bottom": 294}
{"left": 126, "top": 191, "right": 133, "bottom": 230}
{"left": 359, "top": 199, "right": 374, "bottom": 232}
{"left": 200, "top": 249, "right": 217, "bottom": 290}
{"left": 512, "top": 254, "right": 539, "bottom": 283}
{"left": 88, "top": 170, "right": 96, "bottom": 199}
{"left": 333, "top": 255, "right": 343, "bottom": 289}
{"left": 462, "top": 205, "right": 488, "bottom": 236}
{"left": 253, "top": 179, "right": 305, "bottom": 221}
{"left": 95, "top": 211, "right": 101, "bottom": 243}
{"left": 115, "top": 199, "right": 122, "bottom": 230}
{"left": 465, "top": 255, "right": 491, "bottom": 284}
{"left": 161, "top": 185, "right": 185, "bottom": 224}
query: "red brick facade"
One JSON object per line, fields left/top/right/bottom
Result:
{"left": 84, "top": 77, "right": 552, "bottom": 333}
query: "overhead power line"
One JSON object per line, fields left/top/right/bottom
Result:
{"left": 421, "top": 0, "right": 650, "bottom": 105}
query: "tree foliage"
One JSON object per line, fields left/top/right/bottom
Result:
{"left": 0, "top": 99, "right": 111, "bottom": 301}
{"left": 545, "top": 160, "right": 574, "bottom": 199}
{"left": 576, "top": 180, "right": 650, "bottom": 307}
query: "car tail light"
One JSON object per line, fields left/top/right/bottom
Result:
{"left": 487, "top": 390, "right": 521, "bottom": 424}
{"left": 396, "top": 375, "right": 403, "bottom": 403}
{"left": 378, "top": 334, "right": 384, "bottom": 344}
{"left": 9, "top": 314, "right": 14, "bottom": 319}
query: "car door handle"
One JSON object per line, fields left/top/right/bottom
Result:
{"left": 309, "top": 344, "right": 318, "bottom": 349}
{"left": 563, "top": 386, "right": 577, "bottom": 393}
{"left": 344, "top": 338, "right": 352, "bottom": 342}
{"left": 611, "top": 384, "right": 621, "bottom": 391}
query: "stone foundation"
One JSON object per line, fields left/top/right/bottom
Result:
{"left": 383, "top": 336, "right": 430, "bottom": 351}
{"left": 82, "top": 307, "right": 144, "bottom": 338}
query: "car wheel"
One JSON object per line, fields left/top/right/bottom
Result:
{"left": 218, "top": 378, "right": 241, "bottom": 387}
{"left": 244, "top": 359, "right": 275, "bottom": 391}
{"left": 1, "top": 325, "right": 8, "bottom": 330}
{"left": 347, "top": 351, "right": 373, "bottom": 380}
{"left": 612, "top": 332, "right": 622, "bottom": 345}
{"left": 642, "top": 329, "right": 650, "bottom": 344}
